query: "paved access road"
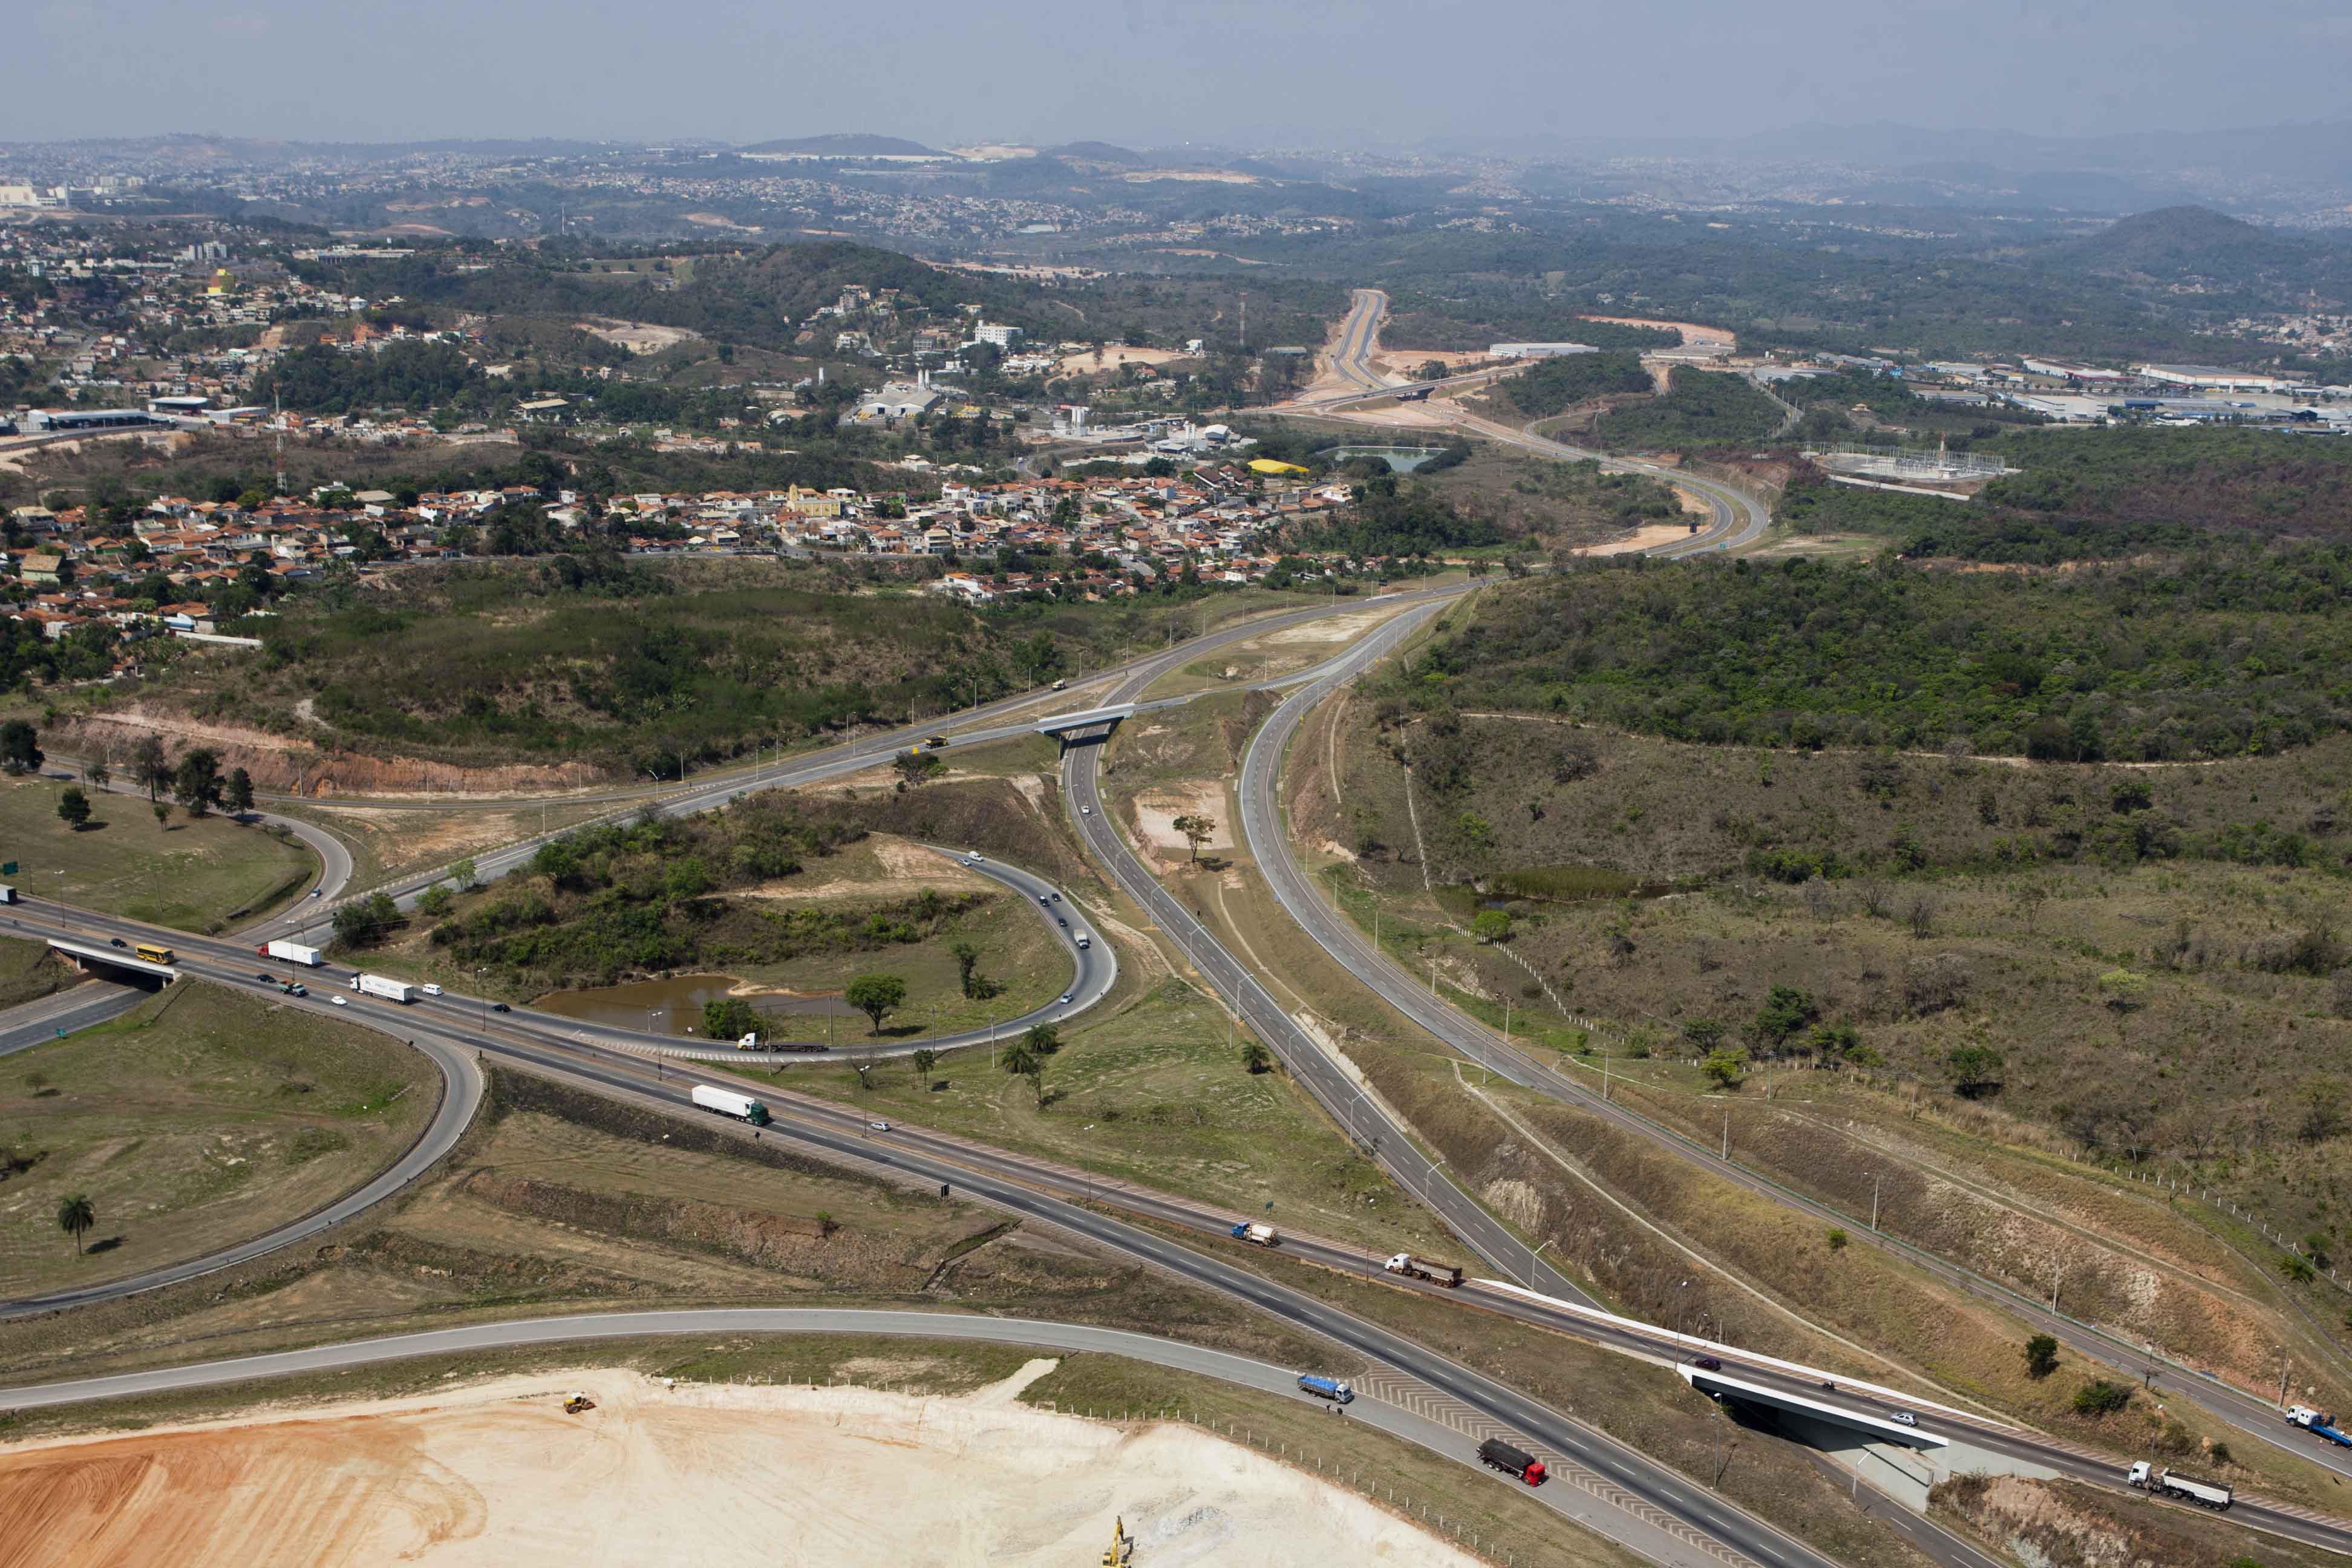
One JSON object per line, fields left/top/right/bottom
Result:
{"left": 0, "top": 1308, "right": 1732, "bottom": 1568}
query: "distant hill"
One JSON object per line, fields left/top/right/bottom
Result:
{"left": 738, "top": 133, "right": 944, "bottom": 158}
{"left": 2066, "top": 204, "right": 2315, "bottom": 278}
{"left": 1049, "top": 141, "right": 1145, "bottom": 167}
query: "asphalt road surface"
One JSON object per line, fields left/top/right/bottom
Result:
{"left": 0, "top": 1308, "right": 1738, "bottom": 1568}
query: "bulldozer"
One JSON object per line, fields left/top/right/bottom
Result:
{"left": 563, "top": 1392, "right": 596, "bottom": 1415}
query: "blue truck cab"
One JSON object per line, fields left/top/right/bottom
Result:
{"left": 1297, "top": 1373, "right": 1354, "bottom": 1405}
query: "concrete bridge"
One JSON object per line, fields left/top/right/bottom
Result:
{"left": 47, "top": 938, "right": 178, "bottom": 986}
{"left": 1034, "top": 703, "right": 1135, "bottom": 749}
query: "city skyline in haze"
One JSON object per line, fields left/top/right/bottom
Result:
{"left": 11, "top": 0, "right": 2350, "bottom": 154}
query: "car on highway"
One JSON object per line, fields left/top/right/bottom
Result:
{"left": 1691, "top": 1356, "right": 1722, "bottom": 1371}
{"left": 967, "top": 851, "right": 985, "bottom": 861}
{"left": 1057, "top": 916, "right": 1068, "bottom": 928}
{"left": 109, "top": 937, "right": 126, "bottom": 948}
{"left": 869, "top": 1120, "right": 890, "bottom": 1132}
{"left": 309, "top": 889, "right": 322, "bottom": 898}
{"left": 1039, "top": 893, "right": 1051, "bottom": 905}
{"left": 330, "top": 995, "right": 348, "bottom": 1007}
{"left": 1059, "top": 992, "right": 1073, "bottom": 1005}
{"left": 256, "top": 972, "right": 275, "bottom": 985}
{"left": 422, "top": 984, "right": 443, "bottom": 996}
{"left": 290, "top": 984, "right": 307, "bottom": 997}
{"left": 1080, "top": 805, "right": 1093, "bottom": 816}
{"left": 491, "top": 1002, "right": 511, "bottom": 1013}
{"left": 1050, "top": 892, "right": 1060, "bottom": 903}
{"left": 1890, "top": 1411, "right": 1918, "bottom": 1427}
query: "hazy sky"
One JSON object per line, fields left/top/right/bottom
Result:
{"left": 13, "top": 0, "right": 2351, "bottom": 149}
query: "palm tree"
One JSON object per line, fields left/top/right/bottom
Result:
{"left": 56, "top": 1192, "right": 95, "bottom": 1255}
{"left": 1239, "top": 1040, "right": 1275, "bottom": 1075}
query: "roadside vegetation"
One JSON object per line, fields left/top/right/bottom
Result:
{"left": 0, "top": 982, "right": 436, "bottom": 1297}
{"left": 0, "top": 937, "right": 73, "bottom": 1011}
{"left": 1409, "top": 555, "right": 2352, "bottom": 759}
{"left": 0, "top": 772, "right": 314, "bottom": 933}
{"left": 1590, "top": 368, "right": 1784, "bottom": 451}
{"left": 1497, "top": 351, "right": 1653, "bottom": 417}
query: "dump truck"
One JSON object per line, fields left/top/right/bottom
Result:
{"left": 1297, "top": 1374, "right": 1353, "bottom": 1405}
{"left": 691, "top": 1084, "right": 773, "bottom": 1127}
{"left": 1385, "top": 1252, "right": 1466, "bottom": 1287}
{"left": 2287, "top": 1406, "right": 2352, "bottom": 1448}
{"left": 260, "top": 939, "right": 323, "bottom": 967}
{"left": 1478, "top": 1437, "right": 1547, "bottom": 1486}
{"left": 1230, "top": 1222, "right": 1279, "bottom": 1247}
{"left": 351, "top": 972, "right": 418, "bottom": 1003}
{"left": 2126, "top": 1462, "right": 2230, "bottom": 1509}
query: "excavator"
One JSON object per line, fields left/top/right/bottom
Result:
{"left": 1098, "top": 1515, "right": 1133, "bottom": 1566}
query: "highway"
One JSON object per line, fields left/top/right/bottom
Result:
{"left": 1291, "top": 287, "right": 1772, "bottom": 559}
{"left": 0, "top": 1308, "right": 1736, "bottom": 1568}
{"left": 1231, "top": 649, "right": 2352, "bottom": 1494}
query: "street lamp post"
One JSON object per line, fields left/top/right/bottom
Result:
{"left": 1524, "top": 1237, "right": 1553, "bottom": 1292}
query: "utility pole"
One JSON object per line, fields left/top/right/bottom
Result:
{"left": 1870, "top": 1174, "right": 1881, "bottom": 1232}
{"left": 1722, "top": 1108, "right": 1730, "bottom": 1161}
{"left": 1524, "top": 1237, "right": 1552, "bottom": 1293}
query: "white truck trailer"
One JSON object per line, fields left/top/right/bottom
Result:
{"left": 260, "top": 939, "right": 324, "bottom": 967}
{"left": 351, "top": 972, "right": 419, "bottom": 1003}
{"left": 691, "top": 1085, "right": 773, "bottom": 1126}
{"left": 2125, "top": 1461, "right": 2231, "bottom": 1509}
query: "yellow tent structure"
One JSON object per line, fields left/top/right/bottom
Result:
{"left": 1247, "top": 458, "right": 1308, "bottom": 476}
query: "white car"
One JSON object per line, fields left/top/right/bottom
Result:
{"left": 422, "top": 984, "right": 443, "bottom": 996}
{"left": 330, "top": 995, "right": 348, "bottom": 1007}
{"left": 1059, "top": 992, "right": 1074, "bottom": 1005}
{"left": 869, "top": 1120, "right": 891, "bottom": 1132}
{"left": 1889, "top": 1411, "right": 1918, "bottom": 1427}
{"left": 1080, "top": 805, "right": 1093, "bottom": 816}
{"left": 967, "top": 851, "right": 985, "bottom": 861}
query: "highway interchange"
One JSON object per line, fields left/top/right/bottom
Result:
{"left": 6, "top": 317, "right": 2349, "bottom": 1566}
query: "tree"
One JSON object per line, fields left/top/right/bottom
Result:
{"left": 82, "top": 758, "right": 109, "bottom": 789}
{"left": 1240, "top": 1039, "right": 1275, "bottom": 1074}
{"left": 332, "top": 890, "right": 400, "bottom": 949}
{"left": 172, "top": 748, "right": 224, "bottom": 817}
{"left": 998, "top": 1034, "right": 1045, "bottom": 1104}
{"left": 1702, "top": 1050, "right": 1748, "bottom": 1091}
{"left": 1471, "top": 909, "right": 1512, "bottom": 944}
{"left": 224, "top": 767, "right": 255, "bottom": 815}
{"left": 56, "top": 1192, "right": 94, "bottom": 1255}
{"left": 2072, "top": 1380, "right": 2132, "bottom": 1416}
{"left": 1171, "top": 812, "right": 1216, "bottom": 864}
{"left": 891, "top": 750, "right": 939, "bottom": 789}
{"left": 449, "top": 856, "right": 479, "bottom": 891}
{"left": 2024, "top": 1334, "right": 2060, "bottom": 1379}
{"left": 845, "top": 972, "right": 906, "bottom": 1034}
{"left": 1682, "top": 1018, "right": 1726, "bottom": 1052}
{"left": 950, "top": 939, "right": 984, "bottom": 996}
{"left": 152, "top": 802, "right": 171, "bottom": 831}
{"left": 417, "top": 884, "right": 454, "bottom": 918}
{"left": 912, "top": 1047, "right": 938, "bottom": 1084}
{"left": 1944, "top": 1042, "right": 2005, "bottom": 1097}
{"left": 129, "top": 734, "right": 171, "bottom": 801}
{"left": 1024, "top": 1022, "right": 1062, "bottom": 1057}
{"left": 0, "top": 718, "right": 41, "bottom": 775}
{"left": 703, "top": 996, "right": 763, "bottom": 1039}
{"left": 56, "top": 786, "right": 90, "bottom": 830}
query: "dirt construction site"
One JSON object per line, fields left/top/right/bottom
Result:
{"left": 0, "top": 1362, "right": 1478, "bottom": 1568}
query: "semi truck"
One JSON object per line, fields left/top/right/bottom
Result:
{"left": 350, "top": 973, "right": 419, "bottom": 1004}
{"left": 1478, "top": 1438, "right": 1547, "bottom": 1486}
{"left": 1230, "top": 1222, "right": 1279, "bottom": 1247}
{"left": 260, "top": 939, "right": 324, "bottom": 967}
{"left": 0, "top": 884, "right": 16, "bottom": 904}
{"left": 691, "top": 1084, "right": 773, "bottom": 1127}
{"left": 2287, "top": 1406, "right": 2352, "bottom": 1448}
{"left": 1385, "top": 1252, "right": 1466, "bottom": 1287}
{"left": 1296, "top": 1374, "right": 1353, "bottom": 1405}
{"left": 2125, "top": 1462, "right": 2231, "bottom": 1509}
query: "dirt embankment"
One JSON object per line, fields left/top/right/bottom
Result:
{"left": 47, "top": 710, "right": 589, "bottom": 798}
{"left": 0, "top": 1365, "right": 1480, "bottom": 1568}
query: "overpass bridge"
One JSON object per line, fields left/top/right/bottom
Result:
{"left": 46, "top": 938, "right": 179, "bottom": 985}
{"left": 1034, "top": 703, "right": 1135, "bottom": 748}
{"left": 1681, "top": 1365, "right": 2060, "bottom": 1511}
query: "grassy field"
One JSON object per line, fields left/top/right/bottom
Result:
{"left": 0, "top": 982, "right": 437, "bottom": 1297}
{"left": 1143, "top": 599, "right": 1421, "bottom": 701}
{"left": 0, "top": 937, "right": 73, "bottom": 1011}
{"left": 0, "top": 1065, "right": 1336, "bottom": 1393}
{"left": 275, "top": 795, "right": 616, "bottom": 897}
{"left": 777, "top": 976, "right": 1457, "bottom": 1256}
{"left": 1266, "top": 670, "right": 2352, "bottom": 1445}
{"left": 0, "top": 777, "right": 315, "bottom": 933}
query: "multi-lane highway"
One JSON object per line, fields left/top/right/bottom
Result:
{"left": 0, "top": 1309, "right": 1733, "bottom": 1568}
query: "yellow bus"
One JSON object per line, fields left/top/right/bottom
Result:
{"left": 133, "top": 942, "right": 175, "bottom": 965}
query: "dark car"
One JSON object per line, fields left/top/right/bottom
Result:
{"left": 1691, "top": 1356, "right": 1722, "bottom": 1371}
{"left": 256, "top": 972, "right": 276, "bottom": 985}
{"left": 109, "top": 937, "right": 127, "bottom": 949}
{"left": 491, "top": 1002, "right": 511, "bottom": 1013}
